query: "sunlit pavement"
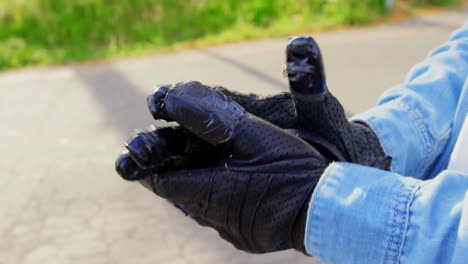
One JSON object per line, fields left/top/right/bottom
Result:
{"left": 0, "top": 10, "right": 466, "bottom": 264}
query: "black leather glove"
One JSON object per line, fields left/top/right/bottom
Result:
{"left": 115, "top": 36, "right": 392, "bottom": 255}
{"left": 119, "top": 82, "right": 329, "bottom": 253}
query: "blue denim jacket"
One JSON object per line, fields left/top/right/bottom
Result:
{"left": 304, "top": 22, "right": 468, "bottom": 264}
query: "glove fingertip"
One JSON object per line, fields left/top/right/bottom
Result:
{"left": 115, "top": 152, "right": 149, "bottom": 181}
{"left": 147, "top": 84, "right": 173, "bottom": 121}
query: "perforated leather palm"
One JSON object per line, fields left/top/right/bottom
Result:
{"left": 150, "top": 112, "right": 328, "bottom": 253}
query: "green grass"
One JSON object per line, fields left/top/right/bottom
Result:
{"left": 0, "top": 0, "right": 461, "bottom": 70}
{"left": 410, "top": 0, "right": 462, "bottom": 6}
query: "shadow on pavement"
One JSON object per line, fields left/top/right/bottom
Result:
{"left": 199, "top": 49, "right": 288, "bottom": 90}
{"left": 74, "top": 64, "right": 152, "bottom": 138}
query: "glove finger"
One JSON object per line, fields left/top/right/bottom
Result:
{"left": 149, "top": 84, "right": 297, "bottom": 130}
{"left": 147, "top": 81, "right": 244, "bottom": 146}
{"left": 114, "top": 152, "right": 196, "bottom": 215}
{"left": 286, "top": 36, "right": 356, "bottom": 161}
{"left": 125, "top": 127, "right": 187, "bottom": 169}
{"left": 115, "top": 152, "right": 153, "bottom": 181}
{"left": 147, "top": 84, "right": 174, "bottom": 121}
{"left": 148, "top": 81, "right": 329, "bottom": 162}
{"left": 126, "top": 126, "right": 225, "bottom": 170}
{"left": 286, "top": 36, "right": 327, "bottom": 95}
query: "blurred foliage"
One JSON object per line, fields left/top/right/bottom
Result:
{"left": 0, "top": 0, "right": 461, "bottom": 70}
{"left": 408, "top": 0, "right": 461, "bottom": 6}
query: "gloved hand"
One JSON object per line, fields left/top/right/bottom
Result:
{"left": 115, "top": 36, "right": 392, "bottom": 254}
{"left": 118, "top": 81, "right": 329, "bottom": 254}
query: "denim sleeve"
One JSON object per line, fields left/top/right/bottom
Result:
{"left": 305, "top": 162, "right": 468, "bottom": 264}
{"left": 304, "top": 23, "right": 468, "bottom": 263}
{"left": 352, "top": 22, "right": 468, "bottom": 179}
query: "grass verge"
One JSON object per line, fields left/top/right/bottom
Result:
{"left": 0, "top": 0, "right": 465, "bottom": 70}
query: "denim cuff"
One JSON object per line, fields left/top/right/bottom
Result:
{"left": 351, "top": 100, "right": 430, "bottom": 179}
{"left": 305, "top": 162, "right": 420, "bottom": 264}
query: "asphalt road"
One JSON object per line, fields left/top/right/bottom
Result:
{"left": 0, "top": 9, "right": 466, "bottom": 264}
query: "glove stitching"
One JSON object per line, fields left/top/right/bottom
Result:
{"left": 248, "top": 174, "right": 274, "bottom": 252}
{"left": 202, "top": 168, "right": 217, "bottom": 222}
{"left": 224, "top": 161, "right": 237, "bottom": 243}
{"left": 237, "top": 171, "right": 253, "bottom": 251}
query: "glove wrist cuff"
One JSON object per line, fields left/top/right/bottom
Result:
{"left": 351, "top": 122, "right": 392, "bottom": 170}
{"left": 289, "top": 182, "right": 317, "bottom": 255}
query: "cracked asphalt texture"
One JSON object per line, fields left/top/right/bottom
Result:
{"left": 1, "top": 10, "right": 467, "bottom": 264}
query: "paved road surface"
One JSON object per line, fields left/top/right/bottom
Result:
{"left": 0, "top": 10, "right": 466, "bottom": 264}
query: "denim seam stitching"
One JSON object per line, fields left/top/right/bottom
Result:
{"left": 383, "top": 181, "right": 417, "bottom": 264}
{"left": 397, "top": 183, "right": 422, "bottom": 264}
{"left": 383, "top": 184, "right": 403, "bottom": 264}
